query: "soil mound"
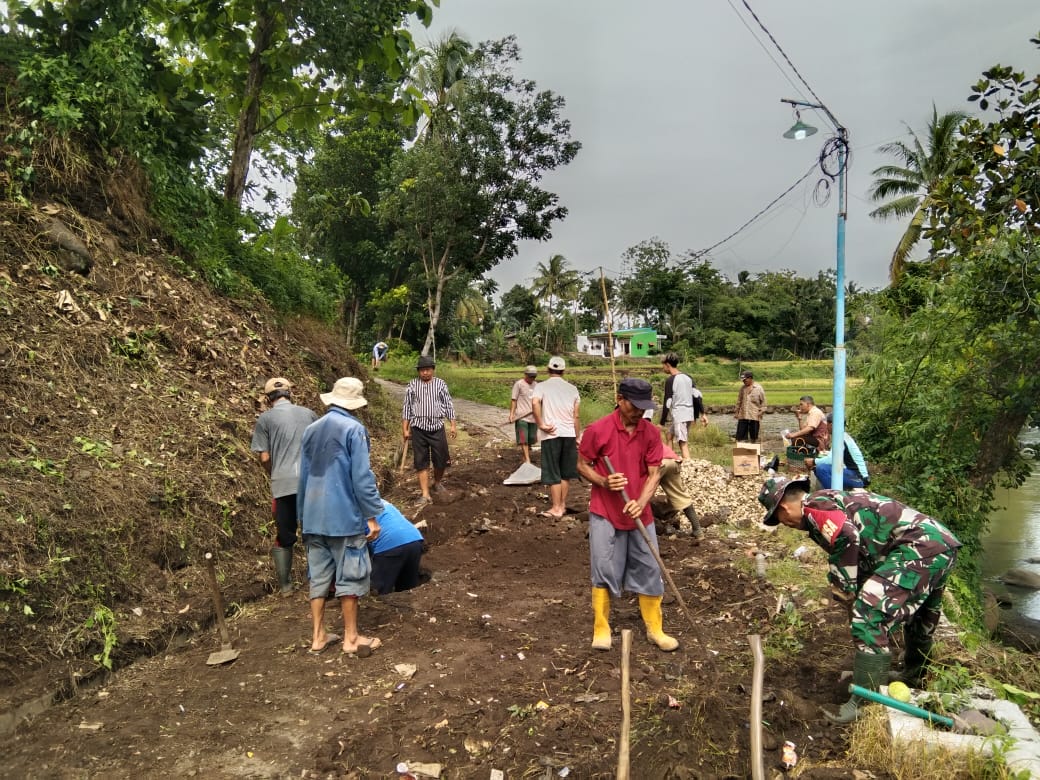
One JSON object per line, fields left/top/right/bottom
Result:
{"left": 0, "top": 197, "right": 385, "bottom": 705}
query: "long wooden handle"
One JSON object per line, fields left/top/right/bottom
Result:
{"left": 749, "top": 634, "right": 765, "bottom": 780}
{"left": 601, "top": 456, "right": 695, "bottom": 629}
{"left": 617, "top": 629, "right": 632, "bottom": 780}
{"left": 399, "top": 439, "right": 409, "bottom": 471}
{"left": 204, "top": 552, "right": 232, "bottom": 646}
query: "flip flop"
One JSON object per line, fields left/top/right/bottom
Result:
{"left": 343, "top": 636, "right": 382, "bottom": 658}
{"left": 539, "top": 510, "right": 564, "bottom": 519}
{"left": 307, "top": 633, "right": 341, "bottom": 655}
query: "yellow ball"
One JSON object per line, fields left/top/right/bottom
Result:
{"left": 888, "top": 681, "right": 912, "bottom": 702}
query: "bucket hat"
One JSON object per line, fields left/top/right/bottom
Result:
{"left": 320, "top": 377, "right": 367, "bottom": 410}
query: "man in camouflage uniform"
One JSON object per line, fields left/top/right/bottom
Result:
{"left": 758, "top": 475, "right": 961, "bottom": 724}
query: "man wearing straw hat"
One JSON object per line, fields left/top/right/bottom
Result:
{"left": 298, "top": 377, "right": 383, "bottom": 656}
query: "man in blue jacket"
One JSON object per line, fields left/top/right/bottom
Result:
{"left": 369, "top": 502, "right": 425, "bottom": 595}
{"left": 298, "top": 377, "right": 383, "bottom": 656}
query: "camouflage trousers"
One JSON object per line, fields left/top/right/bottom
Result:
{"left": 849, "top": 546, "right": 958, "bottom": 654}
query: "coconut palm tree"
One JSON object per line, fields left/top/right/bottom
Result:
{"left": 868, "top": 106, "right": 968, "bottom": 282}
{"left": 530, "top": 254, "right": 581, "bottom": 349}
{"left": 409, "top": 31, "right": 473, "bottom": 141}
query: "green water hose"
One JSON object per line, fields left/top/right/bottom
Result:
{"left": 849, "top": 684, "right": 955, "bottom": 729}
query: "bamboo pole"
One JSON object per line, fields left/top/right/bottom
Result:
{"left": 600, "top": 267, "right": 617, "bottom": 394}
{"left": 748, "top": 634, "right": 765, "bottom": 780}
{"left": 616, "top": 629, "right": 632, "bottom": 780}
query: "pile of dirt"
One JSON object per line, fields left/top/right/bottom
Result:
{"left": 0, "top": 197, "right": 398, "bottom": 703}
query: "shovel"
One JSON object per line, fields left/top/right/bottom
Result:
{"left": 203, "top": 552, "right": 241, "bottom": 666}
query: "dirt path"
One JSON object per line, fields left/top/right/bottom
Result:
{"left": 3, "top": 386, "right": 868, "bottom": 779}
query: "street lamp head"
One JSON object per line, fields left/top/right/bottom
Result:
{"left": 783, "top": 115, "right": 818, "bottom": 140}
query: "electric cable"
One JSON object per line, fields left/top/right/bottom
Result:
{"left": 737, "top": 0, "right": 828, "bottom": 112}
{"left": 689, "top": 162, "right": 819, "bottom": 260}
{"left": 720, "top": 0, "right": 808, "bottom": 100}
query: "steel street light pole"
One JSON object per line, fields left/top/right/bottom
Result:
{"left": 781, "top": 98, "right": 847, "bottom": 491}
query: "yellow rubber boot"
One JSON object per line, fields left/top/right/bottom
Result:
{"left": 639, "top": 594, "right": 679, "bottom": 651}
{"left": 591, "top": 587, "right": 612, "bottom": 650}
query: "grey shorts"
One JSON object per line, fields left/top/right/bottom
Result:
{"left": 588, "top": 513, "right": 664, "bottom": 597}
{"left": 671, "top": 418, "right": 691, "bottom": 443}
{"left": 304, "top": 533, "right": 371, "bottom": 599}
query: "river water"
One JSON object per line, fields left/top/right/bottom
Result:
{"left": 983, "top": 443, "right": 1040, "bottom": 621}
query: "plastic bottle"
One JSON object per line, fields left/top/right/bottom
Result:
{"left": 755, "top": 552, "right": 767, "bottom": 578}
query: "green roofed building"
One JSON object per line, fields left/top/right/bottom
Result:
{"left": 577, "top": 328, "right": 664, "bottom": 358}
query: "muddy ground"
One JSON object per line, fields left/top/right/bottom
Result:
{"left": 2, "top": 383, "right": 888, "bottom": 780}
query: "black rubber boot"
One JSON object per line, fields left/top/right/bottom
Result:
{"left": 896, "top": 636, "right": 933, "bottom": 686}
{"left": 272, "top": 547, "right": 294, "bottom": 596}
{"left": 683, "top": 505, "right": 704, "bottom": 540}
{"left": 823, "top": 650, "right": 891, "bottom": 724}
{"left": 764, "top": 455, "right": 780, "bottom": 473}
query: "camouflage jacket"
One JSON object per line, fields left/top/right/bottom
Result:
{"left": 800, "top": 490, "right": 962, "bottom": 598}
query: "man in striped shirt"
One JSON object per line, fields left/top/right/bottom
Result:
{"left": 402, "top": 355, "right": 457, "bottom": 504}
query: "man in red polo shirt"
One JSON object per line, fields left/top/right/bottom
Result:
{"left": 577, "top": 378, "right": 678, "bottom": 652}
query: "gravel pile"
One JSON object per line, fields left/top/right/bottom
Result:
{"left": 678, "top": 458, "right": 767, "bottom": 526}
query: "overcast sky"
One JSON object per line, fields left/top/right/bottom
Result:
{"left": 417, "top": 1, "right": 1039, "bottom": 295}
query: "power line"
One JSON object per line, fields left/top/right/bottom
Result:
{"left": 737, "top": 0, "right": 828, "bottom": 111}
{"left": 689, "top": 162, "right": 819, "bottom": 260}
{"left": 720, "top": 0, "right": 808, "bottom": 100}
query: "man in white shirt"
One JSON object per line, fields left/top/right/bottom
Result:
{"left": 660, "top": 352, "right": 706, "bottom": 460}
{"left": 532, "top": 356, "right": 581, "bottom": 519}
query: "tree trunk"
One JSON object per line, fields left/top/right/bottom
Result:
{"left": 422, "top": 276, "right": 445, "bottom": 358}
{"left": 970, "top": 407, "right": 1033, "bottom": 489}
{"left": 397, "top": 297, "right": 411, "bottom": 342}
{"left": 421, "top": 248, "right": 452, "bottom": 358}
{"left": 223, "top": 10, "right": 275, "bottom": 207}
{"left": 343, "top": 296, "right": 360, "bottom": 351}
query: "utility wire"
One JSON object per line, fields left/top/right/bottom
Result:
{"left": 689, "top": 162, "right": 819, "bottom": 260}
{"left": 720, "top": 0, "right": 808, "bottom": 100}
{"left": 738, "top": 0, "right": 828, "bottom": 111}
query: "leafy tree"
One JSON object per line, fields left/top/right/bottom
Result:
{"left": 380, "top": 35, "right": 580, "bottom": 356}
{"left": 616, "top": 238, "right": 687, "bottom": 327}
{"left": 574, "top": 276, "right": 615, "bottom": 335}
{"left": 292, "top": 117, "right": 404, "bottom": 347}
{"left": 868, "top": 105, "right": 968, "bottom": 282}
{"left": 498, "top": 284, "right": 538, "bottom": 333}
{"left": 152, "top": 0, "right": 436, "bottom": 206}
{"left": 857, "top": 38, "right": 1040, "bottom": 622}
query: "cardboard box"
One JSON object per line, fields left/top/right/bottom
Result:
{"left": 732, "top": 443, "right": 761, "bottom": 476}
